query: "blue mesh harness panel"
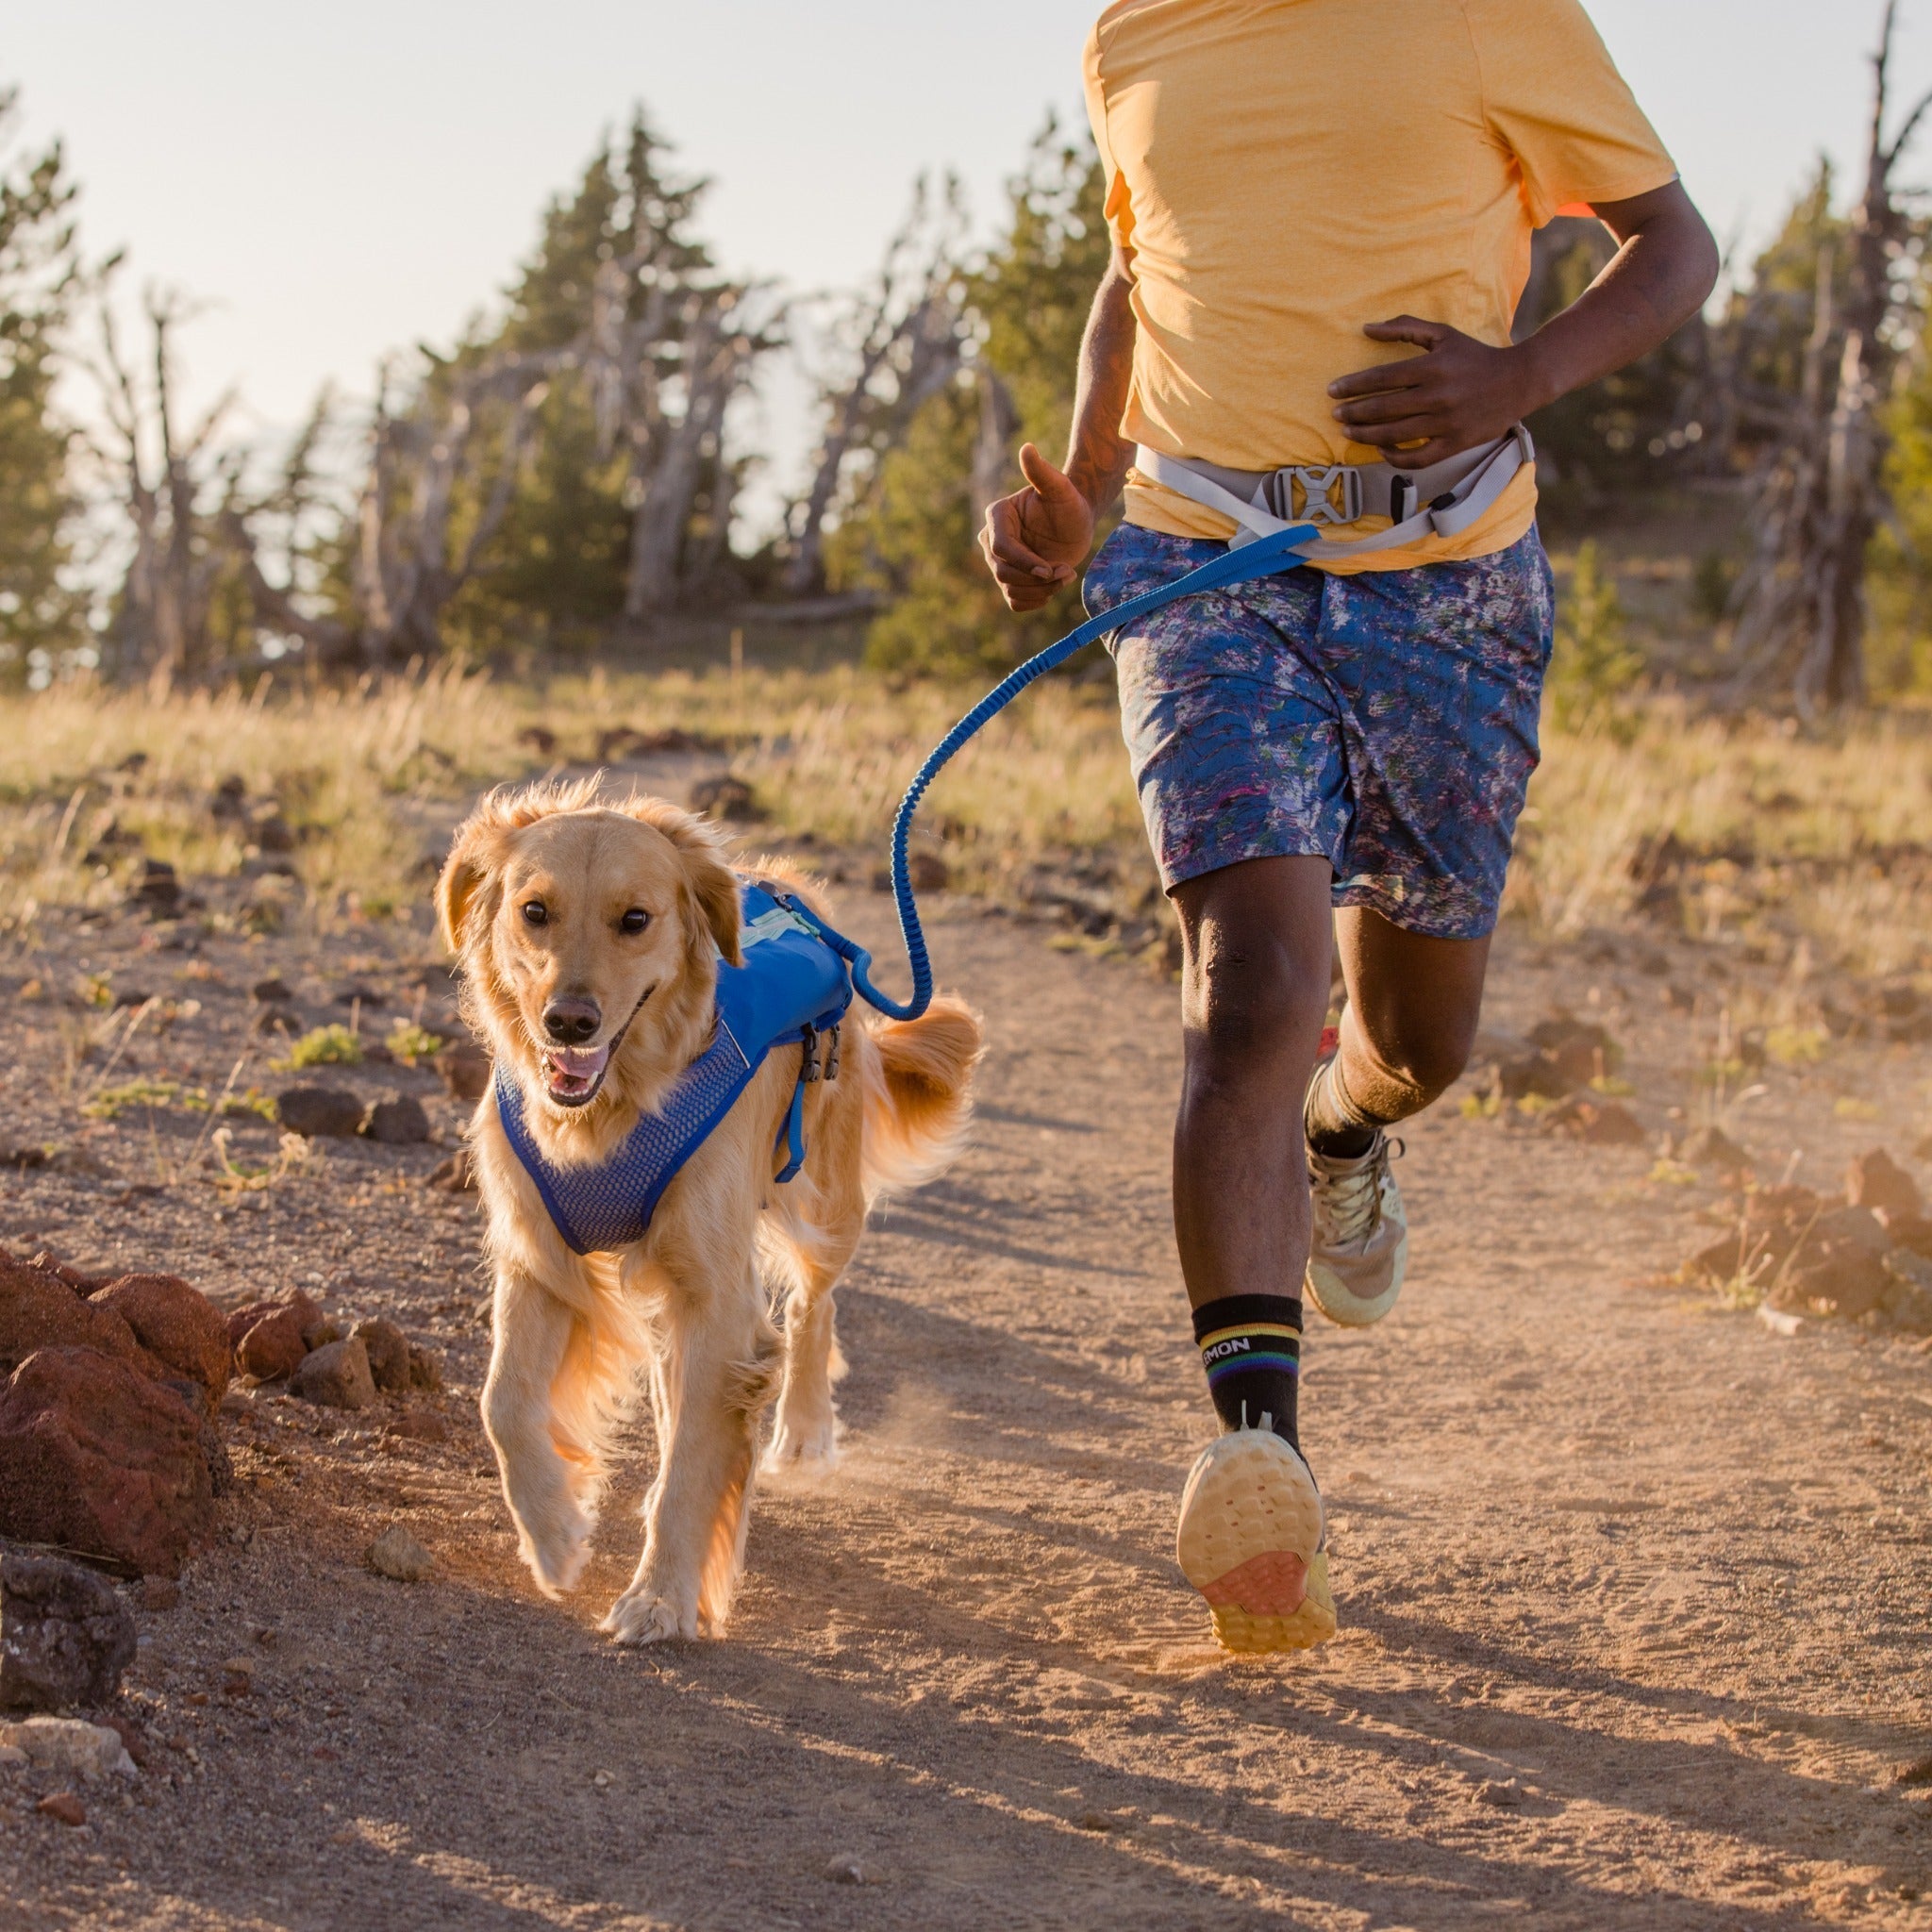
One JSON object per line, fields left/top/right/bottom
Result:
{"left": 494, "top": 880, "right": 854, "bottom": 1255}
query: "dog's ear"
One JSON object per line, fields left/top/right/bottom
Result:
{"left": 681, "top": 837, "right": 742, "bottom": 968}
{"left": 616, "top": 796, "right": 741, "bottom": 967}
{"left": 436, "top": 808, "right": 509, "bottom": 956}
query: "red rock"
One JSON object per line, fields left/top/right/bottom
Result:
{"left": 1846, "top": 1147, "right": 1923, "bottom": 1221}
{"left": 0, "top": 1262, "right": 157, "bottom": 1380}
{"left": 351, "top": 1319, "right": 411, "bottom": 1393}
{"left": 37, "top": 1791, "right": 86, "bottom": 1827}
{"left": 408, "top": 1344, "right": 443, "bottom": 1391}
{"left": 138, "top": 1578, "right": 180, "bottom": 1612}
{"left": 236, "top": 1309, "right": 306, "bottom": 1382}
{"left": 101, "top": 1713, "right": 149, "bottom": 1769}
{"left": 0, "top": 1347, "right": 216, "bottom": 1577}
{"left": 225, "top": 1289, "right": 320, "bottom": 1354}
{"left": 89, "top": 1275, "right": 230, "bottom": 1411}
{"left": 1775, "top": 1249, "right": 1892, "bottom": 1321}
{"left": 291, "top": 1338, "right": 375, "bottom": 1411}
{"left": 26, "top": 1254, "right": 109, "bottom": 1293}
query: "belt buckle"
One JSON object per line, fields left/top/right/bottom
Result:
{"left": 1264, "top": 463, "right": 1360, "bottom": 526}
{"left": 1293, "top": 464, "right": 1360, "bottom": 526}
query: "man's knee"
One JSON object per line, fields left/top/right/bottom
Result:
{"left": 1351, "top": 1020, "right": 1474, "bottom": 1108}
{"left": 1183, "top": 931, "right": 1327, "bottom": 1066}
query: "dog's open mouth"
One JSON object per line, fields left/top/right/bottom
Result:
{"left": 541, "top": 1042, "right": 612, "bottom": 1108}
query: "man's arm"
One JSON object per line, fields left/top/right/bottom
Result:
{"left": 979, "top": 241, "right": 1137, "bottom": 613}
{"left": 1327, "top": 179, "right": 1720, "bottom": 469}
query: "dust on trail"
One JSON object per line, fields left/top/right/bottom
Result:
{"left": 3, "top": 888, "right": 1931, "bottom": 1930}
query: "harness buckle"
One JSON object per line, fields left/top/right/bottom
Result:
{"left": 799, "top": 1023, "right": 821, "bottom": 1082}
{"left": 1263, "top": 463, "right": 1361, "bottom": 527}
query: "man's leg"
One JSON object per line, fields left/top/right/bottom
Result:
{"left": 1315, "top": 906, "right": 1491, "bottom": 1149}
{"left": 1297, "top": 906, "right": 1492, "bottom": 1327}
{"left": 1172, "top": 854, "right": 1335, "bottom": 1316}
{"left": 1169, "top": 855, "right": 1340, "bottom": 1654}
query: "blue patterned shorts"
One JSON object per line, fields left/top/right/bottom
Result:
{"left": 1082, "top": 523, "right": 1556, "bottom": 941}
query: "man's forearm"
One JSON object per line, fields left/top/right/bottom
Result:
{"left": 1064, "top": 258, "right": 1139, "bottom": 514}
{"left": 1515, "top": 186, "right": 1720, "bottom": 415}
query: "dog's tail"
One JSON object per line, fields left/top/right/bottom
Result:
{"left": 858, "top": 995, "right": 983, "bottom": 1201}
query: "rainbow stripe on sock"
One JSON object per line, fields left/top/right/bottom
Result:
{"left": 1197, "top": 1321, "right": 1301, "bottom": 1387}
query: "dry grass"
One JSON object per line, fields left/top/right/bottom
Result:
{"left": 0, "top": 668, "right": 1927, "bottom": 977}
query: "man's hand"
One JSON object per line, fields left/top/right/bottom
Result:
{"left": 1328, "top": 183, "right": 1719, "bottom": 472}
{"left": 980, "top": 442, "right": 1097, "bottom": 613}
{"left": 1327, "top": 319, "right": 1542, "bottom": 471}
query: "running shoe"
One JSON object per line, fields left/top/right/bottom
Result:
{"left": 1176, "top": 1423, "right": 1336, "bottom": 1654}
{"left": 1304, "top": 1131, "right": 1407, "bottom": 1327}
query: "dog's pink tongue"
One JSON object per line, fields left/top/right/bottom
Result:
{"left": 549, "top": 1043, "right": 609, "bottom": 1078}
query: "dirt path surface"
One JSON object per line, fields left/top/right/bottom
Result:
{"left": 3, "top": 883, "right": 1931, "bottom": 1930}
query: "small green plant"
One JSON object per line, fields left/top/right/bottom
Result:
{"left": 281, "top": 1024, "right": 363, "bottom": 1070}
{"left": 84, "top": 1077, "right": 211, "bottom": 1120}
{"left": 219, "top": 1087, "right": 280, "bottom": 1122}
{"left": 385, "top": 1019, "right": 446, "bottom": 1065}
{"left": 1764, "top": 1025, "right": 1828, "bottom": 1067}
{"left": 76, "top": 973, "right": 113, "bottom": 1009}
{"left": 1548, "top": 541, "right": 1642, "bottom": 731}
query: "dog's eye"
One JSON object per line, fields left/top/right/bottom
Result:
{"left": 619, "top": 908, "right": 650, "bottom": 936}
{"left": 521, "top": 901, "right": 548, "bottom": 927}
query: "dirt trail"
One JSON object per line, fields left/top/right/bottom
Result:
{"left": 4, "top": 887, "right": 1931, "bottom": 1930}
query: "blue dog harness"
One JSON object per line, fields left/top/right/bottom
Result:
{"left": 495, "top": 880, "right": 855, "bottom": 1255}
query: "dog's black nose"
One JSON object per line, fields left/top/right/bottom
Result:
{"left": 542, "top": 998, "right": 601, "bottom": 1045}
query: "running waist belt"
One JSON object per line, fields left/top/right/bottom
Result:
{"left": 495, "top": 879, "right": 855, "bottom": 1255}
{"left": 833, "top": 427, "right": 1536, "bottom": 1028}
{"left": 1134, "top": 425, "right": 1533, "bottom": 557}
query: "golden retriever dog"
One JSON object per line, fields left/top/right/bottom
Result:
{"left": 435, "top": 777, "right": 980, "bottom": 1643}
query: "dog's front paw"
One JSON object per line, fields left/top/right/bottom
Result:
{"left": 601, "top": 1584, "right": 699, "bottom": 1645}
{"left": 516, "top": 1504, "right": 592, "bottom": 1598}
{"left": 768, "top": 1409, "right": 840, "bottom": 1474}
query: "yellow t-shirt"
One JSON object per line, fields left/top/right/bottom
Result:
{"left": 1082, "top": 0, "right": 1678, "bottom": 570}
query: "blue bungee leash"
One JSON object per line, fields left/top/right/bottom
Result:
{"left": 785, "top": 518, "right": 1324, "bottom": 1022}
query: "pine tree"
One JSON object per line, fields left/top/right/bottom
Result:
{"left": 0, "top": 89, "right": 81, "bottom": 680}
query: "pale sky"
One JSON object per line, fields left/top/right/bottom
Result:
{"left": 9, "top": 0, "right": 1926, "bottom": 513}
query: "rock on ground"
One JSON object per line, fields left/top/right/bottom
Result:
{"left": 0, "top": 1346, "right": 216, "bottom": 1576}
{"left": 1847, "top": 1146, "right": 1923, "bottom": 1219}
{"left": 365, "top": 1524, "right": 434, "bottom": 1582}
{"left": 360, "top": 1095, "right": 430, "bottom": 1144}
{"left": 291, "top": 1337, "right": 375, "bottom": 1410}
{"left": 352, "top": 1318, "right": 411, "bottom": 1392}
{"left": 88, "top": 1274, "right": 230, "bottom": 1412}
{"left": 0, "top": 1260, "right": 155, "bottom": 1380}
{"left": 0, "top": 1714, "right": 137, "bottom": 1779}
{"left": 0, "top": 1550, "right": 137, "bottom": 1712}
{"left": 275, "top": 1087, "right": 364, "bottom": 1139}
{"left": 235, "top": 1307, "right": 306, "bottom": 1381}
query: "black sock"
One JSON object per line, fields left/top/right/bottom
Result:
{"left": 1305, "top": 1054, "right": 1384, "bottom": 1160}
{"left": 1192, "top": 1293, "right": 1301, "bottom": 1446}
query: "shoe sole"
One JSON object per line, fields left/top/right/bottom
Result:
{"left": 1304, "top": 1241, "right": 1406, "bottom": 1328}
{"left": 1175, "top": 1430, "right": 1337, "bottom": 1655}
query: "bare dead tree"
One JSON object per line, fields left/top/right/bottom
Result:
{"left": 784, "top": 177, "right": 971, "bottom": 595}
{"left": 582, "top": 255, "right": 780, "bottom": 622}
{"left": 85, "top": 285, "right": 242, "bottom": 685}
{"left": 345, "top": 350, "right": 558, "bottom": 664}
{"left": 1727, "top": 0, "right": 1932, "bottom": 713}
